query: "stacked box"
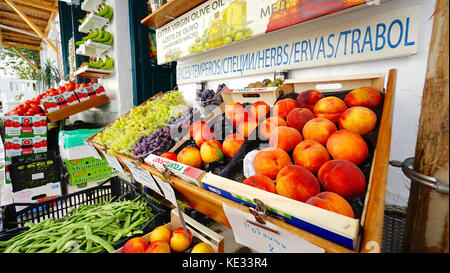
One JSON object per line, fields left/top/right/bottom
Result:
{"left": 40, "top": 83, "right": 106, "bottom": 112}
{"left": 64, "top": 157, "right": 119, "bottom": 186}
{"left": 3, "top": 116, "right": 47, "bottom": 165}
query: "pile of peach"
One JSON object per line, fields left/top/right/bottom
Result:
{"left": 121, "top": 225, "right": 215, "bottom": 253}
{"left": 244, "top": 87, "right": 382, "bottom": 218}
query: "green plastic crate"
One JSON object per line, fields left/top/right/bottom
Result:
{"left": 64, "top": 157, "right": 118, "bottom": 186}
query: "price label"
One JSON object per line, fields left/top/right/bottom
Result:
{"left": 100, "top": 150, "right": 125, "bottom": 174}
{"left": 152, "top": 175, "right": 177, "bottom": 206}
{"left": 123, "top": 160, "right": 163, "bottom": 195}
{"left": 222, "top": 203, "right": 325, "bottom": 253}
{"left": 84, "top": 141, "right": 102, "bottom": 160}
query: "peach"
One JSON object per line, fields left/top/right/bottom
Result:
{"left": 170, "top": 227, "right": 193, "bottom": 252}
{"left": 121, "top": 237, "right": 149, "bottom": 253}
{"left": 273, "top": 98, "right": 298, "bottom": 119}
{"left": 200, "top": 140, "right": 224, "bottom": 164}
{"left": 259, "top": 117, "right": 287, "bottom": 139}
{"left": 193, "top": 128, "right": 216, "bottom": 148}
{"left": 339, "top": 106, "right": 377, "bottom": 136}
{"left": 344, "top": 87, "right": 382, "bottom": 109}
{"left": 145, "top": 240, "right": 171, "bottom": 253}
{"left": 225, "top": 102, "right": 244, "bottom": 120}
{"left": 269, "top": 126, "right": 303, "bottom": 153}
{"left": 313, "top": 96, "right": 348, "bottom": 123}
{"left": 160, "top": 152, "right": 177, "bottom": 162}
{"left": 253, "top": 147, "right": 292, "bottom": 180}
{"left": 326, "top": 129, "right": 368, "bottom": 165}
{"left": 230, "top": 107, "right": 249, "bottom": 127}
{"left": 177, "top": 146, "right": 202, "bottom": 168}
{"left": 306, "top": 192, "right": 355, "bottom": 218}
{"left": 250, "top": 101, "right": 270, "bottom": 121}
{"left": 190, "top": 121, "right": 207, "bottom": 138}
{"left": 293, "top": 140, "right": 330, "bottom": 173}
{"left": 222, "top": 133, "right": 245, "bottom": 158}
{"left": 191, "top": 242, "right": 215, "bottom": 253}
{"left": 238, "top": 119, "right": 259, "bottom": 138}
{"left": 276, "top": 165, "right": 321, "bottom": 203}
{"left": 149, "top": 225, "right": 172, "bottom": 244}
{"left": 302, "top": 118, "right": 337, "bottom": 146}
{"left": 317, "top": 159, "right": 367, "bottom": 199}
{"left": 297, "top": 90, "right": 325, "bottom": 111}
{"left": 286, "top": 108, "right": 315, "bottom": 132}
{"left": 242, "top": 175, "right": 276, "bottom": 193}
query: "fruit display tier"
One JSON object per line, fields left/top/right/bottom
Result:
{"left": 46, "top": 94, "right": 109, "bottom": 123}
{"left": 141, "top": 0, "right": 207, "bottom": 28}
{"left": 86, "top": 69, "right": 396, "bottom": 253}
{"left": 73, "top": 66, "right": 113, "bottom": 79}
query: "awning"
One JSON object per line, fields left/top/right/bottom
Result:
{"left": 0, "top": 0, "right": 58, "bottom": 52}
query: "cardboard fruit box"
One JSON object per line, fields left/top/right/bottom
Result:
{"left": 114, "top": 209, "right": 224, "bottom": 253}
{"left": 171, "top": 71, "right": 395, "bottom": 252}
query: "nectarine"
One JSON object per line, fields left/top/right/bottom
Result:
{"left": 302, "top": 118, "right": 337, "bottom": 146}
{"left": 250, "top": 101, "right": 270, "bottom": 121}
{"left": 149, "top": 225, "right": 172, "bottom": 243}
{"left": 170, "top": 227, "right": 193, "bottom": 252}
{"left": 326, "top": 130, "right": 368, "bottom": 165}
{"left": 259, "top": 117, "right": 287, "bottom": 139}
{"left": 306, "top": 192, "right": 355, "bottom": 218}
{"left": 242, "top": 175, "right": 276, "bottom": 193}
{"left": 297, "top": 90, "right": 325, "bottom": 111}
{"left": 160, "top": 152, "right": 178, "bottom": 162}
{"left": 344, "top": 87, "right": 382, "bottom": 109}
{"left": 317, "top": 159, "right": 367, "bottom": 199}
{"left": 339, "top": 106, "right": 377, "bottom": 136}
{"left": 286, "top": 108, "right": 315, "bottom": 132}
{"left": 253, "top": 147, "right": 292, "bottom": 180}
{"left": 313, "top": 96, "right": 348, "bottom": 123}
{"left": 293, "top": 139, "right": 330, "bottom": 173}
{"left": 269, "top": 126, "right": 303, "bottom": 153}
{"left": 145, "top": 240, "right": 171, "bottom": 253}
{"left": 273, "top": 98, "right": 297, "bottom": 119}
{"left": 177, "top": 146, "right": 202, "bottom": 168}
{"left": 276, "top": 165, "right": 321, "bottom": 203}
{"left": 222, "top": 133, "right": 245, "bottom": 158}
{"left": 200, "top": 140, "right": 224, "bottom": 164}
{"left": 121, "top": 237, "right": 149, "bottom": 253}
{"left": 191, "top": 242, "right": 215, "bottom": 253}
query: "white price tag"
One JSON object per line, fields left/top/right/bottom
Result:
{"left": 123, "top": 160, "right": 163, "bottom": 195}
{"left": 84, "top": 142, "right": 102, "bottom": 160}
{"left": 222, "top": 203, "right": 325, "bottom": 253}
{"left": 100, "top": 150, "right": 125, "bottom": 174}
{"left": 152, "top": 175, "right": 177, "bottom": 206}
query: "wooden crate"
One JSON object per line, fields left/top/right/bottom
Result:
{"left": 142, "top": 69, "right": 397, "bottom": 253}
{"left": 46, "top": 94, "right": 109, "bottom": 123}
{"left": 114, "top": 209, "right": 224, "bottom": 253}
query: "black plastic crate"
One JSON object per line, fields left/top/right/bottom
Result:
{"left": 8, "top": 151, "right": 62, "bottom": 193}
{"left": 0, "top": 176, "right": 171, "bottom": 252}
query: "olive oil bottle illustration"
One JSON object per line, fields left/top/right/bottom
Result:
{"left": 188, "top": 0, "right": 253, "bottom": 54}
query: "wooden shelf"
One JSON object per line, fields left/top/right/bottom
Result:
{"left": 46, "top": 95, "right": 109, "bottom": 123}
{"left": 141, "top": 0, "right": 207, "bottom": 28}
{"left": 74, "top": 66, "right": 113, "bottom": 79}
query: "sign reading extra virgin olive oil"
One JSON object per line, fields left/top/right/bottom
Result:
{"left": 156, "top": 0, "right": 369, "bottom": 65}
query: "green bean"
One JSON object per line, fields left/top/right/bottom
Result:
{"left": 85, "top": 234, "right": 115, "bottom": 253}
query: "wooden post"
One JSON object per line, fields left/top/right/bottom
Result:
{"left": 403, "top": 0, "right": 449, "bottom": 253}
{"left": 4, "top": 0, "right": 59, "bottom": 53}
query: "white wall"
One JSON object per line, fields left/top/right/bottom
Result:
{"left": 178, "top": 0, "right": 436, "bottom": 207}
{"left": 69, "top": 0, "right": 134, "bottom": 126}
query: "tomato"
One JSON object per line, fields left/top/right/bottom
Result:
{"left": 65, "top": 81, "right": 75, "bottom": 91}
{"left": 80, "top": 83, "right": 87, "bottom": 88}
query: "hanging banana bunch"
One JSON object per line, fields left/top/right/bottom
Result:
{"left": 95, "top": 4, "right": 114, "bottom": 19}
{"left": 87, "top": 56, "right": 114, "bottom": 71}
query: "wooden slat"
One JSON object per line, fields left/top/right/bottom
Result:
{"left": 141, "top": 0, "right": 207, "bottom": 28}
{"left": 1, "top": 30, "right": 41, "bottom": 41}
{"left": 46, "top": 95, "right": 110, "bottom": 123}
{"left": 1, "top": 40, "right": 42, "bottom": 50}
{"left": 0, "top": 16, "right": 47, "bottom": 32}
{"left": 0, "top": 1, "right": 52, "bottom": 16}
{"left": 0, "top": 10, "right": 49, "bottom": 24}
{"left": 9, "top": 0, "right": 58, "bottom": 13}
{"left": 4, "top": 0, "right": 57, "bottom": 52}
{"left": 3, "top": 34, "right": 41, "bottom": 45}
{"left": 360, "top": 69, "right": 397, "bottom": 253}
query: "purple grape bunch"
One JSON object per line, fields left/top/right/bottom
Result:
{"left": 132, "top": 127, "right": 175, "bottom": 157}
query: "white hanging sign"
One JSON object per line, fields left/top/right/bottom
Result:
{"left": 223, "top": 203, "right": 325, "bottom": 253}
{"left": 99, "top": 150, "right": 125, "bottom": 174}
{"left": 123, "top": 160, "right": 163, "bottom": 196}
{"left": 84, "top": 141, "right": 103, "bottom": 160}
{"left": 152, "top": 175, "right": 178, "bottom": 206}
{"left": 176, "top": 5, "right": 420, "bottom": 84}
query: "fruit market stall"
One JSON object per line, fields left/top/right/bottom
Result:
{"left": 84, "top": 68, "right": 396, "bottom": 253}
